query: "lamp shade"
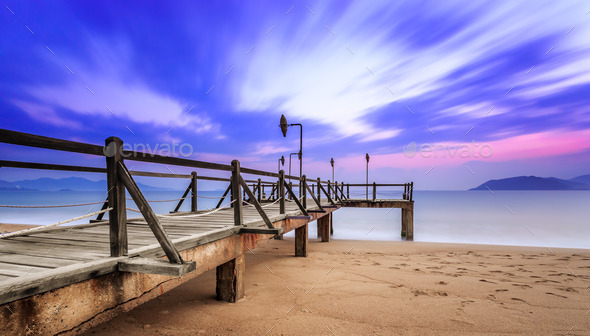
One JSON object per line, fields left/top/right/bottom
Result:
{"left": 366, "top": 153, "right": 370, "bottom": 163}
{"left": 280, "top": 114, "right": 289, "bottom": 137}
{"left": 280, "top": 155, "right": 285, "bottom": 165}
{"left": 330, "top": 158, "right": 334, "bottom": 167}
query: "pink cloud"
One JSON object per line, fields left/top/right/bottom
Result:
{"left": 329, "top": 129, "right": 590, "bottom": 171}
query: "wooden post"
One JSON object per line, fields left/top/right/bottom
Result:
{"left": 279, "top": 170, "right": 285, "bottom": 214}
{"left": 317, "top": 178, "right": 321, "bottom": 203}
{"left": 216, "top": 253, "right": 245, "bottom": 302}
{"left": 191, "top": 171, "right": 197, "bottom": 212}
{"left": 289, "top": 182, "right": 293, "bottom": 200}
{"left": 330, "top": 210, "right": 334, "bottom": 235}
{"left": 402, "top": 203, "right": 414, "bottom": 241}
{"left": 276, "top": 170, "right": 285, "bottom": 240}
{"left": 318, "top": 213, "right": 330, "bottom": 242}
{"left": 347, "top": 184, "right": 350, "bottom": 199}
{"left": 257, "top": 178, "right": 262, "bottom": 203}
{"left": 372, "top": 182, "right": 376, "bottom": 201}
{"left": 105, "top": 137, "right": 127, "bottom": 257}
{"left": 231, "top": 160, "right": 243, "bottom": 226}
{"left": 327, "top": 180, "right": 331, "bottom": 198}
{"left": 410, "top": 182, "right": 414, "bottom": 201}
{"left": 295, "top": 223, "right": 308, "bottom": 257}
{"left": 302, "top": 175, "right": 307, "bottom": 209}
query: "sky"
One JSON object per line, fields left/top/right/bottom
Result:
{"left": 1, "top": 0, "right": 589, "bottom": 190}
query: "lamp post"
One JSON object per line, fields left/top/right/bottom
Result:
{"left": 278, "top": 155, "right": 285, "bottom": 173}
{"left": 288, "top": 152, "right": 298, "bottom": 182}
{"left": 365, "top": 153, "right": 370, "bottom": 200}
{"left": 280, "top": 115, "right": 303, "bottom": 196}
{"left": 330, "top": 157, "right": 335, "bottom": 182}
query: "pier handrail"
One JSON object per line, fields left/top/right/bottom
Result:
{"left": 0, "top": 128, "right": 413, "bottom": 264}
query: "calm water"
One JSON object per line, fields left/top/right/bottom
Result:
{"left": 1, "top": 190, "right": 589, "bottom": 249}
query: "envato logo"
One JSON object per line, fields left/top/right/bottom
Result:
{"left": 403, "top": 141, "right": 493, "bottom": 158}
{"left": 104, "top": 142, "right": 194, "bottom": 158}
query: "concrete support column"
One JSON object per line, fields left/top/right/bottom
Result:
{"left": 216, "top": 254, "right": 245, "bottom": 302}
{"left": 318, "top": 213, "right": 331, "bottom": 242}
{"left": 295, "top": 224, "right": 308, "bottom": 257}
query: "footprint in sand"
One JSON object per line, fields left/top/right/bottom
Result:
{"left": 438, "top": 281, "right": 448, "bottom": 285}
{"left": 495, "top": 289, "right": 509, "bottom": 292}
{"left": 388, "top": 266, "right": 400, "bottom": 270}
{"left": 511, "top": 298, "right": 528, "bottom": 304}
{"left": 535, "top": 279, "right": 560, "bottom": 284}
{"left": 558, "top": 287, "right": 578, "bottom": 293}
{"left": 545, "top": 292, "right": 567, "bottom": 299}
{"left": 487, "top": 294, "right": 497, "bottom": 300}
{"left": 479, "top": 279, "right": 496, "bottom": 284}
{"left": 512, "top": 283, "right": 533, "bottom": 289}
{"left": 412, "top": 289, "right": 448, "bottom": 297}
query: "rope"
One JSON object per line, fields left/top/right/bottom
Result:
{"left": 126, "top": 208, "right": 142, "bottom": 213}
{"left": 160, "top": 199, "right": 236, "bottom": 218}
{"left": 0, "top": 200, "right": 107, "bottom": 208}
{"left": 196, "top": 194, "right": 227, "bottom": 199}
{"left": 126, "top": 197, "right": 188, "bottom": 203}
{"left": 0, "top": 207, "right": 113, "bottom": 239}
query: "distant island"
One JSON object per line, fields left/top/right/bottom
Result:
{"left": 470, "top": 175, "right": 590, "bottom": 190}
{"left": 0, "top": 177, "right": 174, "bottom": 192}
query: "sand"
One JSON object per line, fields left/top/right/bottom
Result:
{"left": 74, "top": 238, "right": 590, "bottom": 335}
{"left": 0, "top": 223, "right": 38, "bottom": 234}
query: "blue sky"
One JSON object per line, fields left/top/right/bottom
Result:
{"left": 1, "top": 1, "right": 590, "bottom": 190}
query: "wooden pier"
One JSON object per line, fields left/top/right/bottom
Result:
{"left": 0, "top": 129, "right": 413, "bottom": 335}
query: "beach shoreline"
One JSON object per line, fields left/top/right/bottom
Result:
{"left": 76, "top": 238, "right": 590, "bottom": 335}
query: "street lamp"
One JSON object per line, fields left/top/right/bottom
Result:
{"left": 365, "top": 153, "right": 370, "bottom": 200}
{"left": 288, "top": 152, "right": 298, "bottom": 182}
{"left": 330, "top": 157, "right": 335, "bottom": 182}
{"left": 280, "top": 114, "right": 303, "bottom": 195}
{"left": 278, "top": 155, "right": 285, "bottom": 173}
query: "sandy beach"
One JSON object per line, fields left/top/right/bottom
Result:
{"left": 75, "top": 238, "right": 590, "bottom": 335}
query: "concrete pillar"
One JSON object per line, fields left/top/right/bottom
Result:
{"left": 216, "top": 254, "right": 245, "bottom": 302}
{"left": 295, "top": 224, "right": 308, "bottom": 257}
{"left": 318, "top": 214, "right": 331, "bottom": 242}
{"left": 402, "top": 203, "right": 414, "bottom": 241}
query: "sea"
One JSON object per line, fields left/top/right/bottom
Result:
{"left": 1, "top": 190, "right": 589, "bottom": 249}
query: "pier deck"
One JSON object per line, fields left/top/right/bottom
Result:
{"left": 0, "top": 128, "right": 413, "bottom": 335}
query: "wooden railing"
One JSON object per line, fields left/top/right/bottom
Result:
{"left": 0, "top": 128, "right": 413, "bottom": 265}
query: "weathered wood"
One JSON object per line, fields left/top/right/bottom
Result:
{"left": 239, "top": 175, "right": 274, "bottom": 229}
{"left": 191, "top": 171, "right": 198, "bottom": 212}
{"left": 318, "top": 213, "right": 331, "bottom": 243}
{"left": 373, "top": 182, "right": 377, "bottom": 201}
{"left": 118, "top": 257, "right": 196, "bottom": 276}
{"left": 402, "top": 202, "right": 414, "bottom": 241}
{"left": 240, "top": 227, "right": 282, "bottom": 235}
{"left": 294, "top": 224, "right": 308, "bottom": 257}
{"left": 302, "top": 175, "right": 307, "bottom": 209}
{"left": 317, "top": 181, "right": 335, "bottom": 205}
{"left": 279, "top": 170, "right": 286, "bottom": 214}
{"left": 231, "top": 160, "right": 244, "bottom": 226}
{"left": 0, "top": 128, "right": 105, "bottom": 156}
{"left": 304, "top": 178, "right": 324, "bottom": 211}
{"left": 96, "top": 197, "right": 109, "bottom": 221}
{"left": 0, "top": 160, "right": 106, "bottom": 173}
{"left": 216, "top": 254, "right": 245, "bottom": 302}
{"left": 130, "top": 171, "right": 191, "bottom": 178}
{"left": 105, "top": 137, "right": 127, "bottom": 257}
{"left": 173, "top": 181, "right": 192, "bottom": 213}
{"left": 215, "top": 184, "right": 232, "bottom": 209}
{"left": 117, "top": 161, "right": 183, "bottom": 264}
{"left": 284, "top": 182, "right": 309, "bottom": 216}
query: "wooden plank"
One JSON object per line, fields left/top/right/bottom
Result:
{"left": 0, "top": 160, "right": 106, "bottom": 173}
{"left": 0, "top": 253, "right": 79, "bottom": 268}
{"left": 230, "top": 160, "right": 243, "bottom": 226}
{"left": 239, "top": 175, "right": 274, "bottom": 229}
{"left": 118, "top": 258, "right": 196, "bottom": 276}
{"left": 0, "top": 128, "right": 105, "bottom": 156}
{"left": 240, "top": 227, "right": 282, "bottom": 235}
{"left": 118, "top": 161, "right": 183, "bottom": 264}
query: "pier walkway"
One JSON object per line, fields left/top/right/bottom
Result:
{"left": 0, "top": 129, "right": 413, "bottom": 335}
